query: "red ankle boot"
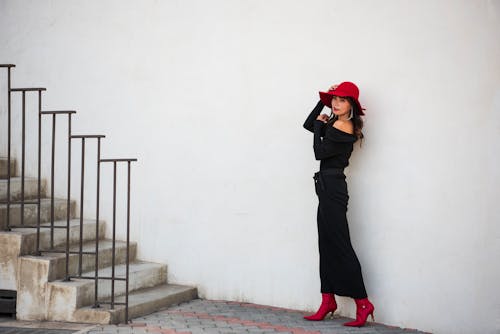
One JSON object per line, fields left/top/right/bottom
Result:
{"left": 304, "top": 293, "right": 337, "bottom": 321}
{"left": 343, "top": 298, "right": 375, "bottom": 327}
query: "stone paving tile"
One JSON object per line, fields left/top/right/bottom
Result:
{"left": 0, "top": 299, "right": 430, "bottom": 334}
{"left": 0, "top": 315, "right": 93, "bottom": 333}
{"left": 0, "top": 328, "right": 76, "bottom": 333}
{"left": 121, "top": 299, "right": 426, "bottom": 334}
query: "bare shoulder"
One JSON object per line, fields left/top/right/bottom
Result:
{"left": 333, "top": 120, "right": 354, "bottom": 135}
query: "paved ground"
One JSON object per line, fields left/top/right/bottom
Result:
{"left": 0, "top": 299, "right": 430, "bottom": 334}
{"left": 0, "top": 329, "right": 76, "bottom": 334}
{"left": 0, "top": 315, "right": 93, "bottom": 334}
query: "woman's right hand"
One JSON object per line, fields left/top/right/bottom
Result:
{"left": 316, "top": 114, "right": 329, "bottom": 123}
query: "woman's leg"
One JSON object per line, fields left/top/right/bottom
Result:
{"left": 304, "top": 176, "right": 338, "bottom": 321}
{"left": 319, "top": 177, "right": 367, "bottom": 299}
{"left": 317, "top": 203, "right": 334, "bottom": 293}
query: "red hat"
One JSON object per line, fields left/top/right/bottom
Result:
{"left": 319, "top": 81, "right": 365, "bottom": 115}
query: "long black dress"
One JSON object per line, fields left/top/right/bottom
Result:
{"left": 303, "top": 100, "right": 368, "bottom": 299}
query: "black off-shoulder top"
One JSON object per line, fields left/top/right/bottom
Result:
{"left": 303, "top": 100, "right": 357, "bottom": 170}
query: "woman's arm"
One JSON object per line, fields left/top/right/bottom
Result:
{"left": 303, "top": 100, "right": 325, "bottom": 133}
{"left": 313, "top": 121, "right": 352, "bottom": 160}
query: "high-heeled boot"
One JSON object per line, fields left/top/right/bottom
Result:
{"left": 304, "top": 293, "right": 337, "bottom": 321}
{"left": 343, "top": 298, "right": 375, "bottom": 327}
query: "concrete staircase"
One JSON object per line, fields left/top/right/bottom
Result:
{"left": 0, "top": 157, "right": 197, "bottom": 323}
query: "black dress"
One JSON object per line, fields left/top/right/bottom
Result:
{"left": 303, "top": 100, "right": 368, "bottom": 299}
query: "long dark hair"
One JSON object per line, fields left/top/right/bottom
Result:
{"left": 328, "top": 97, "right": 364, "bottom": 142}
{"left": 347, "top": 96, "right": 364, "bottom": 141}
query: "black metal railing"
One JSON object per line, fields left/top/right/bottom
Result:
{"left": 1, "top": 64, "right": 136, "bottom": 323}
{"left": 70, "top": 135, "right": 105, "bottom": 278}
{"left": 0, "top": 80, "right": 45, "bottom": 231}
{"left": 95, "top": 158, "right": 136, "bottom": 321}
{"left": 62, "top": 157, "right": 137, "bottom": 323}
{"left": 0, "top": 64, "right": 14, "bottom": 231}
{"left": 39, "top": 110, "right": 76, "bottom": 253}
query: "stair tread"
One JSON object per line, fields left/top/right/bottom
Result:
{"left": 46, "top": 261, "right": 168, "bottom": 315}
{"left": 0, "top": 197, "right": 74, "bottom": 207}
{"left": 0, "top": 176, "right": 40, "bottom": 183}
{"left": 50, "top": 261, "right": 165, "bottom": 286}
{"left": 87, "top": 261, "right": 164, "bottom": 278}
{"left": 112, "top": 284, "right": 194, "bottom": 306}
{"left": 10, "top": 219, "right": 101, "bottom": 234}
{"left": 81, "top": 283, "right": 196, "bottom": 310}
{"left": 0, "top": 157, "right": 16, "bottom": 169}
{"left": 39, "top": 239, "right": 135, "bottom": 258}
{"left": 0, "top": 177, "right": 47, "bottom": 200}
{"left": 72, "top": 283, "right": 197, "bottom": 323}
{"left": 0, "top": 176, "right": 40, "bottom": 187}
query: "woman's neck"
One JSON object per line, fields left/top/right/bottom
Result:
{"left": 334, "top": 115, "right": 351, "bottom": 122}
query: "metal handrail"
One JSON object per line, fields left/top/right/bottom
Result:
{"left": 70, "top": 135, "right": 105, "bottom": 281}
{"left": 3, "top": 65, "right": 14, "bottom": 232}
{"left": 2, "top": 64, "right": 137, "bottom": 323}
{"left": 8, "top": 87, "right": 45, "bottom": 238}
{"left": 39, "top": 110, "right": 75, "bottom": 269}
{"left": 40, "top": 111, "right": 76, "bottom": 251}
{"left": 99, "top": 158, "right": 136, "bottom": 322}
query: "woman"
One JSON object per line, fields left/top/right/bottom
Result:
{"left": 302, "top": 82, "right": 374, "bottom": 327}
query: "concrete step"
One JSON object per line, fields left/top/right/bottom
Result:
{"left": 0, "top": 198, "right": 76, "bottom": 230}
{"left": 0, "top": 220, "right": 106, "bottom": 290}
{"left": 72, "top": 284, "right": 198, "bottom": 324}
{"left": 0, "top": 177, "right": 48, "bottom": 201}
{"left": 42, "top": 239, "right": 138, "bottom": 280}
{"left": 0, "top": 158, "right": 16, "bottom": 179}
{"left": 17, "top": 240, "right": 138, "bottom": 320}
{"left": 11, "top": 219, "right": 106, "bottom": 252}
{"left": 46, "top": 261, "right": 168, "bottom": 320}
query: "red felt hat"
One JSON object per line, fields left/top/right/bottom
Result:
{"left": 319, "top": 81, "right": 365, "bottom": 115}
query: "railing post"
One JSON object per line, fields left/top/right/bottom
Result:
{"left": 69, "top": 135, "right": 105, "bottom": 283}
{"left": 65, "top": 113, "right": 72, "bottom": 281}
{"left": 36, "top": 90, "right": 42, "bottom": 255}
{"left": 21, "top": 91, "right": 25, "bottom": 226}
{"left": 42, "top": 111, "right": 78, "bottom": 250}
{"left": 94, "top": 137, "right": 102, "bottom": 309}
{"left": 125, "top": 160, "right": 131, "bottom": 323}
{"left": 111, "top": 161, "right": 116, "bottom": 309}
{"left": 0, "top": 65, "right": 14, "bottom": 228}
{"left": 50, "top": 114, "right": 56, "bottom": 248}
{"left": 6, "top": 66, "right": 13, "bottom": 231}
{"left": 99, "top": 158, "right": 136, "bottom": 323}
{"left": 8, "top": 87, "right": 46, "bottom": 230}
{"left": 78, "top": 138, "right": 85, "bottom": 276}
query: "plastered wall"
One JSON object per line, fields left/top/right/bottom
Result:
{"left": 1, "top": 1, "right": 499, "bottom": 333}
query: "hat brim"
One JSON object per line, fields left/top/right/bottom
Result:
{"left": 319, "top": 90, "right": 365, "bottom": 115}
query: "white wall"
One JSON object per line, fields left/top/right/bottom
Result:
{"left": 1, "top": 1, "right": 500, "bottom": 333}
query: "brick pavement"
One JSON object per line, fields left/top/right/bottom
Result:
{"left": 0, "top": 328, "right": 76, "bottom": 334}
{"left": 86, "top": 299, "right": 430, "bottom": 334}
{"left": 0, "top": 315, "right": 92, "bottom": 333}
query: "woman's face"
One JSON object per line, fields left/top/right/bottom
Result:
{"left": 331, "top": 96, "right": 351, "bottom": 117}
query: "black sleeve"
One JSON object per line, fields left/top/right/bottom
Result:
{"left": 313, "top": 121, "right": 351, "bottom": 160}
{"left": 303, "top": 100, "right": 325, "bottom": 133}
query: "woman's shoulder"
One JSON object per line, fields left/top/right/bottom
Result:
{"left": 332, "top": 120, "right": 354, "bottom": 135}
{"left": 323, "top": 120, "right": 356, "bottom": 143}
